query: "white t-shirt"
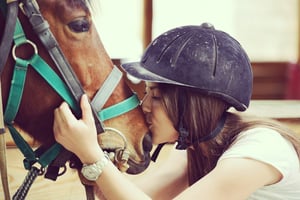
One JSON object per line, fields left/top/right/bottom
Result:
{"left": 219, "top": 127, "right": 300, "bottom": 200}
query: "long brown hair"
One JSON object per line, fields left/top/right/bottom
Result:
{"left": 158, "top": 84, "right": 300, "bottom": 186}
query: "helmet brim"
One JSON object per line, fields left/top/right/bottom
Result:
{"left": 122, "top": 62, "right": 247, "bottom": 111}
{"left": 121, "top": 62, "right": 186, "bottom": 86}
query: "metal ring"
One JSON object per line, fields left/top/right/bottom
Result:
{"left": 38, "top": 166, "right": 45, "bottom": 176}
{"left": 104, "top": 127, "right": 128, "bottom": 150}
{"left": 57, "top": 165, "right": 67, "bottom": 176}
{"left": 32, "top": 162, "right": 45, "bottom": 176}
{"left": 12, "top": 39, "right": 38, "bottom": 61}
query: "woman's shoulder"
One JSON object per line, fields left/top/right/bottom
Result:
{"left": 238, "top": 127, "right": 285, "bottom": 139}
{"left": 223, "top": 127, "right": 297, "bottom": 159}
{"left": 220, "top": 127, "right": 299, "bottom": 177}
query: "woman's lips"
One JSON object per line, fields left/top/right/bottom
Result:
{"left": 146, "top": 118, "right": 152, "bottom": 127}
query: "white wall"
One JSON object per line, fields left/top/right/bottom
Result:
{"left": 153, "top": 0, "right": 299, "bottom": 62}
{"left": 91, "top": 0, "right": 143, "bottom": 59}
{"left": 234, "top": 0, "right": 298, "bottom": 62}
{"left": 152, "top": 0, "right": 236, "bottom": 38}
{"left": 95, "top": 0, "right": 299, "bottom": 62}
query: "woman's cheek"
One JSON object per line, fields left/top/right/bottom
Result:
{"left": 150, "top": 130, "right": 163, "bottom": 145}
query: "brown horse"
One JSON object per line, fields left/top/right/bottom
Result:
{"left": 0, "top": 0, "right": 152, "bottom": 192}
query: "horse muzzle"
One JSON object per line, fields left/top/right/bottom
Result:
{"left": 99, "top": 128, "right": 153, "bottom": 174}
{"left": 126, "top": 133, "right": 152, "bottom": 174}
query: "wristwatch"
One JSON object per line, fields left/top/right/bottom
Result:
{"left": 81, "top": 153, "right": 110, "bottom": 181}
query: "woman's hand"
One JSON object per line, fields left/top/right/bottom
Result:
{"left": 53, "top": 94, "right": 104, "bottom": 164}
{"left": 54, "top": 95, "right": 152, "bottom": 200}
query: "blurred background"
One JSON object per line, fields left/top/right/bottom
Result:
{"left": 95, "top": 0, "right": 300, "bottom": 100}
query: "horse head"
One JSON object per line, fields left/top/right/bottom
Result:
{"left": 0, "top": 0, "right": 152, "bottom": 176}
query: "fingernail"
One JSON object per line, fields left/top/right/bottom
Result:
{"left": 82, "top": 94, "right": 90, "bottom": 103}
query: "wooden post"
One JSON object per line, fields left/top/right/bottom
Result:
{"left": 285, "top": 1, "right": 300, "bottom": 99}
{"left": 142, "top": 0, "right": 153, "bottom": 49}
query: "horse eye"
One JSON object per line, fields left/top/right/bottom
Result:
{"left": 68, "top": 19, "right": 90, "bottom": 33}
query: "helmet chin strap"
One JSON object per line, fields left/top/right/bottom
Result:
{"left": 194, "top": 112, "right": 227, "bottom": 143}
{"left": 177, "top": 112, "right": 228, "bottom": 150}
{"left": 151, "top": 142, "right": 167, "bottom": 162}
{"left": 150, "top": 112, "right": 228, "bottom": 162}
{"left": 175, "top": 89, "right": 189, "bottom": 150}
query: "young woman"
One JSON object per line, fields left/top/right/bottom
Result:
{"left": 53, "top": 23, "right": 300, "bottom": 200}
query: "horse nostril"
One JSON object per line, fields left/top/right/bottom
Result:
{"left": 143, "top": 133, "right": 153, "bottom": 152}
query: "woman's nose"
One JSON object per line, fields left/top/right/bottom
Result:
{"left": 141, "top": 94, "right": 151, "bottom": 113}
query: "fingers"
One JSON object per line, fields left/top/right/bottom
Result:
{"left": 53, "top": 94, "right": 94, "bottom": 139}
{"left": 53, "top": 102, "right": 73, "bottom": 140}
{"left": 53, "top": 96, "right": 100, "bottom": 159}
{"left": 55, "top": 102, "right": 76, "bottom": 123}
{"left": 80, "top": 94, "right": 95, "bottom": 125}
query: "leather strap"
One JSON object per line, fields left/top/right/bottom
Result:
{"left": 21, "top": 0, "right": 104, "bottom": 133}
{"left": 197, "top": 112, "right": 227, "bottom": 143}
{"left": 0, "top": 0, "right": 18, "bottom": 76}
{"left": 91, "top": 65, "right": 140, "bottom": 121}
{"left": 0, "top": 2, "right": 18, "bottom": 199}
{"left": 91, "top": 65, "right": 122, "bottom": 112}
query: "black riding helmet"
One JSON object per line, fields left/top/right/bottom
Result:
{"left": 122, "top": 23, "right": 253, "bottom": 157}
{"left": 122, "top": 23, "right": 253, "bottom": 111}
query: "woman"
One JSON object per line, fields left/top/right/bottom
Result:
{"left": 53, "top": 23, "right": 300, "bottom": 199}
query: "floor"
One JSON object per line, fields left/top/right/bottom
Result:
{"left": 0, "top": 144, "right": 173, "bottom": 200}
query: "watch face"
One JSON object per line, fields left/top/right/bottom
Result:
{"left": 82, "top": 164, "right": 100, "bottom": 181}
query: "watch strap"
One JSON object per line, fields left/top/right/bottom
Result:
{"left": 81, "top": 153, "right": 110, "bottom": 181}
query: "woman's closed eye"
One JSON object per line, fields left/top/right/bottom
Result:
{"left": 152, "top": 96, "right": 161, "bottom": 101}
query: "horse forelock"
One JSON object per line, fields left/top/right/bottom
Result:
{"left": 65, "top": 0, "right": 89, "bottom": 12}
{"left": 57, "top": 0, "right": 102, "bottom": 21}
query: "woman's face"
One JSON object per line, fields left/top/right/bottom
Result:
{"left": 141, "top": 82, "right": 178, "bottom": 145}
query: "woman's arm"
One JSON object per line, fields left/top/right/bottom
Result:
{"left": 134, "top": 147, "right": 189, "bottom": 200}
{"left": 174, "top": 157, "right": 282, "bottom": 200}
